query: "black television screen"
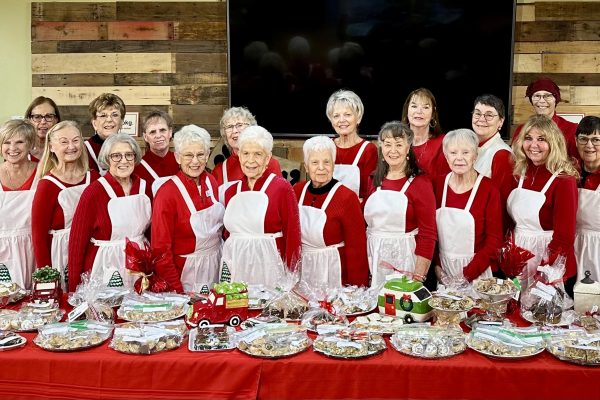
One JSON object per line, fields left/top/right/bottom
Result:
{"left": 228, "top": 0, "right": 516, "bottom": 138}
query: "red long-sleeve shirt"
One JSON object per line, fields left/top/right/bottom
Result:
{"left": 212, "top": 152, "right": 282, "bottom": 185}
{"left": 433, "top": 175, "right": 503, "bottom": 281}
{"left": 509, "top": 163, "right": 578, "bottom": 278}
{"left": 581, "top": 168, "right": 600, "bottom": 190}
{"left": 413, "top": 134, "right": 450, "bottom": 178}
{"left": 364, "top": 175, "right": 437, "bottom": 261}
{"left": 334, "top": 139, "right": 378, "bottom": 200}
{"left": 293, "top": 180, "right": 369, "bottom": 286}
{"left": 151, "top": 170, "right": 220, "bottom": 293}
{"left": 31, "top": 171, "right": 100, "bottom": 268}
{"left": 133, "top": 150, "right": 179, "bottom": 188}
{"left": 84, "top": 134, "right": 104, "bottom": 173}
{"left": 67, "top": 173, "right": 153, "bottom": 291}
{"left": 511, "top": 113, "right": 580, "bottom": 162}
{"left": 223, "top": 173, "right": 301, "bottom": 270}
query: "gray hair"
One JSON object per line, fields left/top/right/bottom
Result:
{"left": 219, "top": 106, "right": 257, "bottom": 142}
{"left": 238, "top": 125, "right": 273, "bottom": 153}
{"left": 303, "top": 135, "right": 336, "bottom": 164}
{"left": 326, "top": 89, "right": 364, "bottom": 123}
{"left": 98, "top": 133, "right": 142, "bottom": 170}
{"left": 173, "top": 124, "right": 211, "bottom": 155}
{"left": 443, "top": 129, "right": 479, "bottom": 155}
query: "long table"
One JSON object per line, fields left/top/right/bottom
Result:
{"left": 1, "top": 328, "right": 599, "bottom": 400}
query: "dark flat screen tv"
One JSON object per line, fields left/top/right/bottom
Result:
{"left": 228, "top": 0, "right": 516, "bottom": 138}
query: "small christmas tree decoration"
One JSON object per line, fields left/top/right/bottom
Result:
{"left": 220, "top": 262, "right": 231, "bottom": 283}
{"left": 200, "top": 284, "right": 210, "bottom": 295}
{"left": 107, "top": 271, "right": 124, "bottom": 288}
{"left": 0, "top": 264, "right": 12, "bottom": 282}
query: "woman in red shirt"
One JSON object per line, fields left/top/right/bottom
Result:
{"left": 32, "top": 121, "right": 99, "bottom": 290}
{"left": 508, "top": 114, "right": 579, "bottom": 296}
{"left": 402, "top": 88, "right": 450, "bottom": 178}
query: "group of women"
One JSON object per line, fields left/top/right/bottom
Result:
{"left": 1, "top": 77, "right": 598, "bottom": 300}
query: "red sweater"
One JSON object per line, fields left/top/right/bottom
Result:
{"left": 334, "top": 139, "right": 378, "bottom": 200}
{"left": 433, "top": 175, "right": 503, "bottom": 281}
{"left": 413, "top": 134, "right": 450, "bottom": 178}
{"left": 512, "top": 113, "right": 580, "bottom": 162}
{"left": 133, "top": 150, "right": 179, "bottom": 188}
{"left": 212, "top": 152, "right": 282, "bottom": 185}
{"left": 151, "top": 170, "right": 220, "bottom": 293}
{"left": 509, "top": 163, "right": 578, "bottom": 278}
{"left": 293, "top": 180, "right": 369, "bottom": 286}
{"left": 67, "top": 173, "right": 153, "bottom": 291}
{"left": 581, "top": 168, "right": 600, "bottom": 190}
{"left": 31, "top": 171, "right": 100, "bottom": 268}
{"left": 223, "top": 173, "right": 301, "bottom": 270}
{"left": 84, "top": 134, "right": 104, "bottom": 173}
{"left": 364, "top": 175, "right": 437, "bottom": 260}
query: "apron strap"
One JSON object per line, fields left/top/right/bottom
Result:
{"left": 464, "top": 173, "right": 484, "bottom": 212}
{"left": 140, "top": 159, "right": 160, "bottom": 180}
{"left": 222, "top": 159, "right": 228, "bottom": 183}
{"left": 85, "top": 141, "right": 105, "bottom": 175}
{"left": 441, "top": 172, "right": 452, "bottom": 207}
{"left": 352, "top": 141, "right": 369, "bottom": 166}
{"left": 171, "top": 175, "right": 197, "bottom": 215}
{"left": 298, "top": 181, "right": 310, "bottom": 204}
{"left": 85, "top": 171, "right": 91, "bottom": 184}
{"left": 399, "top": 176, "right": 414, "bottom": 195}
{"left": 260, "top": 173, "right": 276, "bottom": 193}
{"left": 138, "top": 179, "right": 147, "bottom": 195}
{"left": 98, "top": 177, "right": 117, "bottom": 199}
{"left": 541, "top": 169, "right": 562, "bottom": 194}
{"left": 42, "top": 175, "right": 67, "bottom": 190}
{"left": 517, "top": 175, "right": 525, "bottom": 189}
{"left": 204, "top": 175, "right": 217, "bottom": 201}
{"left": 321, "top": 182, "right": 342, "bottom": 211}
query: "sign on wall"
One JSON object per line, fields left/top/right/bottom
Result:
{"left": 121, "top": 112, "right": 139, "bottom": 136}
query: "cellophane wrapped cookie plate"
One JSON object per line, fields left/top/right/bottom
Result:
{"left": 429, "top": 291, "right": 475, "bottom": 328}
{"left": 110, "top": 320, "right": 187, "bottom": 355}
{"left": 34, "top": 320, "right": 113, "bottom": 352}
{"left": 300, "top": 307, "right": 349, "bottom": 333}
{"left": 247, "top": 284, "right": 277, "bottom": 311}
{"left": 348, "top": 312, "right": 404, "bottom": 335}
{"left": 0, "top": 331, "right": 27, "bottom": 351}
{"left": 327, "top": 286, "right": 378, "bottom": 317}
{"left": 467, "top": 325, "right": 547, "bottom": 359}
{"left": 117, "top": 292, "right": 189, "bottom": 322}
{"left": 235, "top": 323, "right": 312, "bottom": 358}
{"left": 0, "top": 282, "right": 26, "bottom": 306}
{"left": 189, "top": 325, "right": 235, "bottom": 352}
{"left": 390, "top": 324, "right": 466, "bottom": 359}
{"left": 546, "top": 328, "right": 600, "bottom": 366}
{"left": 261, "top": 291, "right": 309, "bottom": 321}
{"left": 0, "top": 301, "right": 64, "bottom": 332}
{"left": 313, "top": 328, "right": 387, "bottom": 359}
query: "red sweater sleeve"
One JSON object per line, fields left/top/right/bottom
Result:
{"left": 547, "top": 176, "right": 578, "bottom": 278}
{"left": 409, "top": 176, "right": 438, "bottom": 261}
{"left": 336, "top": 189, "right": 369, "bottom": 286}
{"left": 490, "top": 149, "right": 515, "bottom": 235}
{"left": 212, "top": 162, "right": 224, "bottom": 186}
{"left": 358, "top": 143, "right": 378, "bottom": 200}
{"left": 274, "top": 178, "right": 302, "bottom": 270}
{"left": 31, "top": 180, "right": 62, "bottom": 268}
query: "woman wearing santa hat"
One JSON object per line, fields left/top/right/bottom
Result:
{"left": 511, "top": 77, "right": 579, "bottom": 161}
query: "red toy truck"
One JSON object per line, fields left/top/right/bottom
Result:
{"left": 186, "top": 283, "right": 249, "bottom": 327}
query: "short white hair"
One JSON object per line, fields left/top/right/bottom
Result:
{"left": 303, "top": 135, "right": 336, "bottom": 164}
{"left": 173, "top": 124, "right": 211, "bottom": 155}
{"left": 443, "top": 128, "right": 479, "bottom": 155}
{"left": 238, "top": 125, "right": 273, "bottom": 153}
{"left": 98, "top": 133, "right": 142, "bottom": 169}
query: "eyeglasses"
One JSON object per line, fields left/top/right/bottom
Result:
{"left": 109, "top": 152, "right": 135, "bottom": 162}
{"left": 181, "top": 153, "right": 207, "bottom": 162}
{"left": 96, "top": 112, "right": 122, "bottom": 120}
{"left": 577, "top": 136, "right": 600, "bottom": 146}
{"left": 531, "top": 94, "right": 555, "bottom": 102}
{"left": 224, "top": 122, "right": 249, "bottom": 133}
{"left": 30, "top": 114, "right": 57, "bottom": 123}
{"left": 471, "top": 111, "right": 498, "bottom": 122}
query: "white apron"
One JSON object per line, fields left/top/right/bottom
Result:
{"left": 474, "top": 133, "right": 512, "bottom": 178}
{"left": 84, "top": 141, "right": 106, "bottom": 176}
{"left": 140, "top": 159, "right": 171, "bottom": 196}
{"left": 172, "top": 175, "right": 225, "bottom": 292}
{"left": 217, "top": 158, "right": 240, "bottom": 204}
{"left": 298, "top": 181, "right": 344, "bottom": 288}
{"left": 507, "top": 171, "right": 560, "bottom": 290}
{"left": 220, "top": 173, "right": 285, "bottom": 288}
{"left": 575, "top": 184, "right": 600, "bottom": 281}
{"left": 333, "top": 140, "right": 369, "bottom": 198}
{"left": 0, "top": 177, "right": 38, "bottom": 289}
{"left": 364, "top": 178, "right": 417, "bottom": 287}
{"left": 90, "top": 177, "right": 152, "bottom": 289}
{"left": 436, "top": 173, "right": 492, "bottom": 282}
{"left": 43, "top": 172, "right": 91, "bottom": 291}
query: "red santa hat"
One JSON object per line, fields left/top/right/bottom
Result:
{"left": 525, "top": 78, "right": 561, "bottom": 103}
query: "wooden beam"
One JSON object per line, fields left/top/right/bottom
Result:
{"left": 513, "top": 54, "right": 542, "bottom": 73}
{"left": 536, "top": 2, "right": 600, "bottom": 21}
{"left": 31, "top": 86, "right": 171, "bottom": 106}
{"left": 108, "top": 21, "right": 174, "bottom": 41}
{"left": 175, "top": 53, "right": 227, "bottom": 73}
{"left": 516, "top": 4, "right": 535, "bottom": 22}
{"left": 516, "top": 21, "right": 600, "bottom": 41}
{"left": 31, "top": 2, "right": 116, "bottom": 22}
{"left": 115, "top": 72, "right": 227, "bottom": 86}
{"left": 515, "top": 41, "right": 600, "bottom": 54}
{"left": 171, "top": 84, "right": 228, "bottom": 105}
{"left": 32, "top": 22, "right": 107, "bottom": 41}
{"left": 513, "top": 73, "right": 600, "bottom": 86}
{"left": 543, "top": 54, "right": 600, "bottom": 73}
{"left": 32, "top": 73, "right": 115, "bottom": 87}
{"left": 174, "top": 22, "right": 227, "bottom": 40}
{"left": 32, "top": 53, "right": 173, "bottom": 74}
{"left": 116, "top": 2, "right": 225, "bottom": 22}
{"left": 32, "top": 40, "right": 227, "bottom": 54}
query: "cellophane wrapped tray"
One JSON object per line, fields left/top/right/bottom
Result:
{"left": 34, "top": 320, "right": 113, "bottom": 351}
{"left": 235, "top": 323, "right": 311, "bottom": 358}
{"left": 546, "top": 328, "right": 600, "bottom": 366}
{"left": 110, "top": 320, "right": 187, "bottom": 355}
{"left": 467, "top": 325, "right": 548, "bottom": 359}
{"left": 313, "top": 328, "right": 386, "bottom": 359}
{"left": 391, "top": 324, "right": 466, "bottom": 359}
{"left": 189, "top": 325, "right": 236, "bottom": 352}
{"left": 117, "top": 292, "right": 189, "bottom": 322}
{"left": 0, "top": 300, "right": 64, "bottom": 332}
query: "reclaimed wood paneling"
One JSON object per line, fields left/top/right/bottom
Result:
{"left": 31, "top": 2, "right": 116, "bottom": 22}
{"left": 514, "top": 73, "right": 600, "bottom": 86}
{"left": 31, "top": 86, "right": 171, "bottom": 106}
{"left": 32, "top": 40, "right": 227, "bottom": 54}
{"left": 515, "top": 41, "right": 600, "bottom": 54}
{"left": 115, "top": 73, "right": 227, "bottom": 86}
{"left": 517, "top": 4, "right": 536, "bottom": 21}
{"left": 174, "top": 22, "right": 226, "bottom": 40}
{"left": 107, "top": 21, "right": 173, "bottom": 40}
{"left": 32, "top": 53, "right": 173, "bottom": 74}
{"left": 543, "top": 54, "right": 600, "bottom": 73}
{"left": 116, "top": 2, "right": 225, "bottom": 22}
{"left": 171, "top": 104, "right": 226, "bottom": 125}
{"left": 171, "top": 84, "right": 228, "bottom": 105}
{"left": 515, "top": 21, "right": 600, "bottom": 41}
{"left": 513, "top": 54, "right": 542, "bottom": 73}
{"left": 536, "top": 1, "right": 600, "bottom": 20}
{"left": 32, "top": 22, "right": 107, "bottom": 41}
{"left": 32, "top": 73, "right": 115, "bottom": 87}
{"left": 175, "top": 53, "right": 227, "bottom": 73}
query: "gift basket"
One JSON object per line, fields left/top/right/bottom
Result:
{"left": 117, "top": 292, "right": 189, "bottom": 322}
{"left": 0, "top": 331, "right": 27, "bottom": 351}
{"left": 0, "top": 300, "right": 64, "bottom": 332}
{"left": 34, "top": 320, "right": 113, "bottom": 352}
{"left": 298, "top": 282, "right": 349, "bottom": 332}
{"left": 390, "top": 324, "right": 466, "bottom": 359}
{"left": 545, "top": 328, "right": 600, "bottom": 366}
{"left": 313, "top": 328, "right": 386, "bottom": 359}
{"left": 189, "top": 325, "right": 236, "bottom": 352}
{"left": 125, "top": 239, "right": 170, "bottom": 294}
{"left": 520, "top": 255, "right": 575, "bottom": 326}
{"left": 67, "top": 273, "right": 122, "bottom": 323}
{"left": 466, "top": 324, "right": 548, "bottom": 359}
{"left": 110, "top": 321, "right": 186, "bottom": 355}
{"left": 260, "top": 270, "right": 309, "bottom": 321}
{"left": 235, "top": 323, "right": 312, "bottom": 358}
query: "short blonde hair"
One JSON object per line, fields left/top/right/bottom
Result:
{"left": 326, "top": 89, "right": 364, "bottom": 124}
{"left": 0, "top": 119, "right": 36, "bottom": 150}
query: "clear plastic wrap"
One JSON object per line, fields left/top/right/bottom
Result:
{"left": 235, "top": 324, "right": 311, "bottom": 358}
{"left": 466, "top": 325, "right": 547, "bottom": 359}
{"left": 260, "top": 271, "right": 308, "bottom": 320}
{"left": 390, "top": 324, "right": 466, "bottom": 359}
{"left": 349, "top": 312, "right": 404, "bottom": 335}
{"left": 0, "top": 301, "right": 64, "bottom": 332}
{"left": 297, "top": 282, "right": 348, "bottom": 331}
{"left": 545, "top": 329, "right": 600, "bottom": 365}
{"left": 0, "top": 331, "right": 26, "bottom": 351}
{"left": 117, "top": 292, "right": 190, "bottom": 322}
{"left": 34, "top": 320, "right": 113, "bottom": 351}
{"left": 67, "top": 272, "right": 122, "bottom": 323}
{"left": 429, "top": 289, "right": 475, "bottom": 328}
{"left": 327, "top": 285, "right": 378, "bottom": 316}
{"left": 189, "top": 325, "right": 236, "bottom": 351}
{"left": 313, "top": 328, "right": 386, "bottom": 359}
{"left": 0, "top": 281, "right": 27, "bottom": 307}
{"left": 110, "top": 321, "right": 185, "bottom": 355}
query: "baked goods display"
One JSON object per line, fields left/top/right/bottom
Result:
{"left": 189, "top": 325, "right": 235, "bottom": 351}
{"left": 0, "top": 282, "right": 26, "bottom": 306}
{"left": 390, "top": 325, "right": 466, "bottom": 359}
{"left": 0, "top": 303, "right": 64, "bottom": 332}
{"left": 313, "top": 329, "right": 386, "bottom": 359}
{"left": 240, "top": 315, "right": 283, "bottom": 330}
{"left": 0, "top": 331, "right": 26, "bottom": 351}
{"left": 33, "top": 321, "right": 113, "bottom": 351}
{"left": 69, "top": 287, "right": 130, "bottom": 309}
{"left": 475, "top": 278, "right": 517, "bottom": 298}
{"left": 348, "top": 313, "right": 404, "bottom": 335}
{"left": 236, "top": 324, "right": 311, "bottom": 358}
{"left": 328, "top": 286, "right": 377, "bottom": 316}
{"left": 117, "top": 292, "right": 189, "bottom": 322}
{"left": 300, "top": 308, "right": 349, "bottom": 332}
{"left": 546, "top": 330, "right": 600, "bottom": 366}
{"left": 429, "top": 293, "right": 474, "bottom": 327}
{"left": 261, "top": 291, "right": 309, "bottom": 320}
{"left": 467, "top": 325, "right": 546, "bottom": 359}
{"left": 110, "top": 321, "right": 186, "bottom": 355}
{"left": 247, "top": 284, "right": 277, "bottom": 310}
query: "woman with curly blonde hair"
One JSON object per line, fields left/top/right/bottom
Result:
{"left": 507, "top": 114, "right": 579, "bottom": 296}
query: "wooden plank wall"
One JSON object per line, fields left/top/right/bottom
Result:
{"left": 31, "top": 1, "right": 228, "bottom": 138}
{"left": 513, "top": 0, "right": 600, "bottom": 134}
